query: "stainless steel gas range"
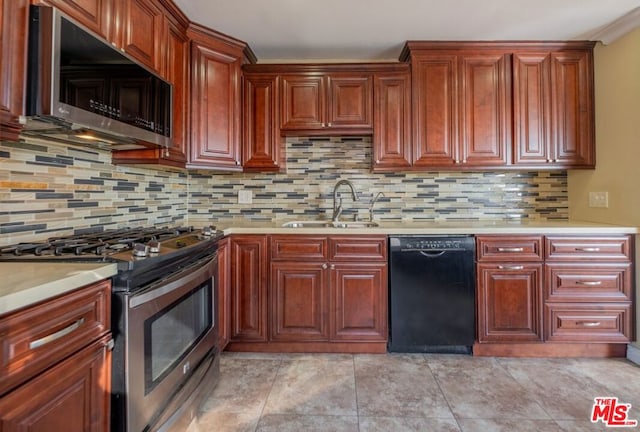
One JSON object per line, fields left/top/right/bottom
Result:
{"left": 0, "top": 226, "right": 223, "bottom": 432}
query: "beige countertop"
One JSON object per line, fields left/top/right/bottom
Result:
{"left": 0, "top": 262, "right": 118, "bottom": 316}
{"left": 217, "top": 219, "right": 638, "bottom": 235}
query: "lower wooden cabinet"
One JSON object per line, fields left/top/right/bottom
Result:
{"left": 228, "top": 234, "right": 387, "bottom": 352}
{"left": 217, "top": 237, "right": 231, "bottom": 350}
{"left": 229, "top": 235, "right": 268, "bottom": 342}
{"left": 477, "top": 263, "right": 543, "bottom": 343}
{"left": 0, "top": 335, "right": 111, "bottom": 432}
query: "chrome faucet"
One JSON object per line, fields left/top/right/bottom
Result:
{"left": 369, "top": 191, "right": 385, "bottom": 222}
{"left": 332, "top": 179, "right": 358, "bottom": 222}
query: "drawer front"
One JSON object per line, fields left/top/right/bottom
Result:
{"left": 329, "top": 236, "right": 387, "bottom": 261}
{"left": 545, "top": 303, "right": 631, "bottom": 342}
{"left": 476, "top": 236, "right": 543, "bottom": 261}
{"left": 0, "top": 280, "right": 111, "bottom": 396}
{"left": 270, "top": 235, "right": 327, "bottom": 260}
{"left": 546, "top": 263, "right": 632, "bottom": 302}
{"left": 545, "top": 236, "right": 631, "bottom": 261}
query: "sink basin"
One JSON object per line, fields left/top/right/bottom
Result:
{"left": 281, "top": 221, "right": 379, "bottom": 229}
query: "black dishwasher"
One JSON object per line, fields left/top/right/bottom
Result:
{"left": 388, "top": 235, "right": 475, "bottom": 353}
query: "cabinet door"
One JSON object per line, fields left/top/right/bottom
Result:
{"left": 327, "top": 74, "right": 372, "bottom": 129}
{"left": 411, "top": 54, "right": 458, "bottom": 167}
{"left": 550, "top": 50, "right": 594, "bottom": 167}
{"left": 372, "top": 72, "right": 412, "bottom": 170}
{"left": 115, "top": 0, "right": 163, "bottom": 72}
{"left": 280, "top": 75, "right": 325, "bottom": 130}
{"left": 230, "top": 236, "right": 268, "bottom": 342}
{"left": 459, "top": 54, "right": 511, "bottom": 166}
{"left": 270, "top": 262, "right": 328, "bottom": 341}
{"left": 189, "top": 41, "right": 242, "bottom": 170}
{"left": 163, "top": 17, "right": 188, "bottom": 162}
{"left": 513, "top": 52, "right": 552, "bottom": 165}
{"left": 242, "top": 74, "right": 281, "bottom": 171}
{"left": 42, "top": 0, "right": 112, "bottom": 40}
{"left": 330, "top": 263, "right": 387, "bottom": 341}
{"left": 0, "top": 0, "right": 29, "bottom": 141}
{"left": 0, "top": 335, "right": 111, "bottom": 432}
{"left": 477, "top": 263, "right": 543, "bottom": 342}
{"left": 217, "top": 238, "right": 231, "bottom": 350}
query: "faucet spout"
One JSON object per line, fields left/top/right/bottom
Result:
{"left": 332, "top": 180, "right": 358, "bottom": 222}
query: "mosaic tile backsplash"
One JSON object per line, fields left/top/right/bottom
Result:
{"left": 0, "top": 136, "right": 568, "bottom": 245}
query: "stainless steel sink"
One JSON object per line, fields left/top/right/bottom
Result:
{"left": 281, "top": 221, "right": 379, "bottom": 228}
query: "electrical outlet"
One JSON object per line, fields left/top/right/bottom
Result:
{"left": 588, "top": 191, "right": 609, "bottom": 208}
{"left": 238, "top": 189, "right": 252, "bottom": 204}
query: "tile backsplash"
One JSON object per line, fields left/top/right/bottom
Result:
{"left": 1, "top": 136, "right": 568, "bottom": 245}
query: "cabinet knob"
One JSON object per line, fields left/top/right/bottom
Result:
{"left": 375, "top": 159, "right": 380, "bottom": 164}
{"left": 327, "top": 122, "right": 332, "bottom": 127}
{"left": 235, "top": 160, "right": 240, "bottom": 165}
{"left": 322, "top": 263, "right": 328, "bottom": 269}
{"left": 547, "top": 159, "right": 552, "bottom": 163}
{"left": 330, "top": 264, "right": 335, "bottom": 270}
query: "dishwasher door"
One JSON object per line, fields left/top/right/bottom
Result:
{"left": 388, "top": 236, "right": 475, "bottom": 353}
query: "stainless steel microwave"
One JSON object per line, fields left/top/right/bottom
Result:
{"left": 22, "top": 5, "right": 173, "bottom": 151}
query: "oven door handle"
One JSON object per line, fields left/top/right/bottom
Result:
{"left": 129, "top": 255, "right": 216, "bottom": 308}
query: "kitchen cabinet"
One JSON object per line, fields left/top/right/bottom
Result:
{"left": 279, "top": 71, "right": 373, "bottom": 133}
{"left": 513, "top": 47, "right": 595, "bottom": 168}
{"left": 266, "top": 235, "right": 387, "bottom": 347}
{"left": 217, "top": 237, "right": 231, "bottom": 350}
{"left": 242, "top": 72, "right": 282, "bottom": 172}
{"left": 113, "top": 0, "right": 164, "bottom": 72}
{"left": 0, "top": 0, "right": 29, "bottom": 141}
{"left": 372, "top": 68, "right": 412, "bottom": 170}
{"left": 544, "top": 236, "right": 632, "bottom": 342}
{"left": 406, "top": 47, "right": 510, "bottom": 168}
{"left": 187, "top": 24, "right": 245, "bottom": 170}
{"left": 476, "top": 236, "right": 544, "bottom": 343}
{"left": 401, "top": 41, "right": 595, "bottom": 170}
{"left": 40, "top": 0, "right": 113, "bottom": 40}
{"left": 229, "top": 235, "right": 268, "bottom": 342}
{"left": 0, "top": 279, "right": 112, "bottom": 431}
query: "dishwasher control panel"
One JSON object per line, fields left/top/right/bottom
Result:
{"left": 391, "top": 235, "right": 474, "bottom": 252}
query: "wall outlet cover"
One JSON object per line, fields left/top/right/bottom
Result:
{"left": 588, "top": 191, "right": 609, "bottom": 208}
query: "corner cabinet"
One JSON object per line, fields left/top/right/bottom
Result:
{"left": 0, "top": 280, "right": 112, "bottom": 431}
{"left": 187, "top": 24, "right": 246, "bottom": 171}
{"left": 0, "top": 0, "right": 29, "bottom": 141}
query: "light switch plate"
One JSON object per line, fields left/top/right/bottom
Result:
{"left": 238, "top": 189, "right": 252, "bottom": 204}
{"left": 588, "top": 191, "right": 609, "bottom": 208}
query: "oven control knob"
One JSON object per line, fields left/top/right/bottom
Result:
{"left": 148, "top": 240, "right": 160, "bottom": 254}
{"left": 132, "top": 243, "right": 149, "bottom": 257}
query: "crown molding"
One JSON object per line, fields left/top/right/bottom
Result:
{"left": 590, "top": 7, "right": 640, "bottom": 45}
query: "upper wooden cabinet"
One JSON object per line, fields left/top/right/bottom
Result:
{"left": 242, "top": 72, "right": 282, "bottom": 172}
{"left": 0, "top": 0, "right": 29, "bottom": 141}
{"left": 40, "top": 0, "right": 113, "bottom": 40}
{"left": 401, "top": 41, "right": 595, "bottom": 170}
{"left": 187, "top": 24, "right": 248, "bottom": 170}
{"left": 372, "top": 67, "right": 412, "bottom": 171}
{"left": 513, "top": 47, "right": 595, "bottom": 168}
{"left": 279, "top": 72, "right": 372, "bottom": 133}
{"left": 113, "top": 0, "right": 163, "bottom": 72}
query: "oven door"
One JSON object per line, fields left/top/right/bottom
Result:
{"left": 124, "top": 254, "right": 218, "bottom": 432}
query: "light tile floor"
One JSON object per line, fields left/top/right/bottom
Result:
{"left": 188, "top": 352, "right": 640, "bottom": 432}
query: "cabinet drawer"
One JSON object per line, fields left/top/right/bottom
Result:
{"left": 270, "top": 235, "right": 327, "bottom": 260}
{"left": 545, "top": 236, "right": 631, "bottom": 261}
{"left": 545, "top": 303, "right": 631, "bottom": 342}
{"left": 0, "top": 280, "right": 111, "bottom": 396}
{"left": 329, "top": 236, "right": 387, "bottom": 261}
{"left": 476, "top": 236, "right": 543, "bottom": 261}
{"left": 546, "top": 263, "right": 632, "bottom": 302}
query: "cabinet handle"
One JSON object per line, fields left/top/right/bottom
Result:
{"left": 497, "top": 247, "right": 524, "bottom": 252}
{"left": 322, "top": 263, "right": 328, "bottom": 269}
{"left": 575, "top": 247, "right": 600, "bottom": 252}
{"left": 330, "top": 264, "right": 335, "bottom": 270}
{"left": 577, "top": 321, "right": 601, "bottom": 327}
{"left": 29, "top": 318, "right": 85, "bottom": 350}
{"left": 576, "top": 280, "right": 602, "bottom": 286}
{"left": 547, "top": 159, "right": 552, "bottom": 163}
{"left": 327, "top": 122, "right": 332, "bottom": 127}
{"left": 375, "top": 159, "right": 380, "bottom": 164}
{"left": 498, "top": 265, "right": 524, "bottom": 270}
